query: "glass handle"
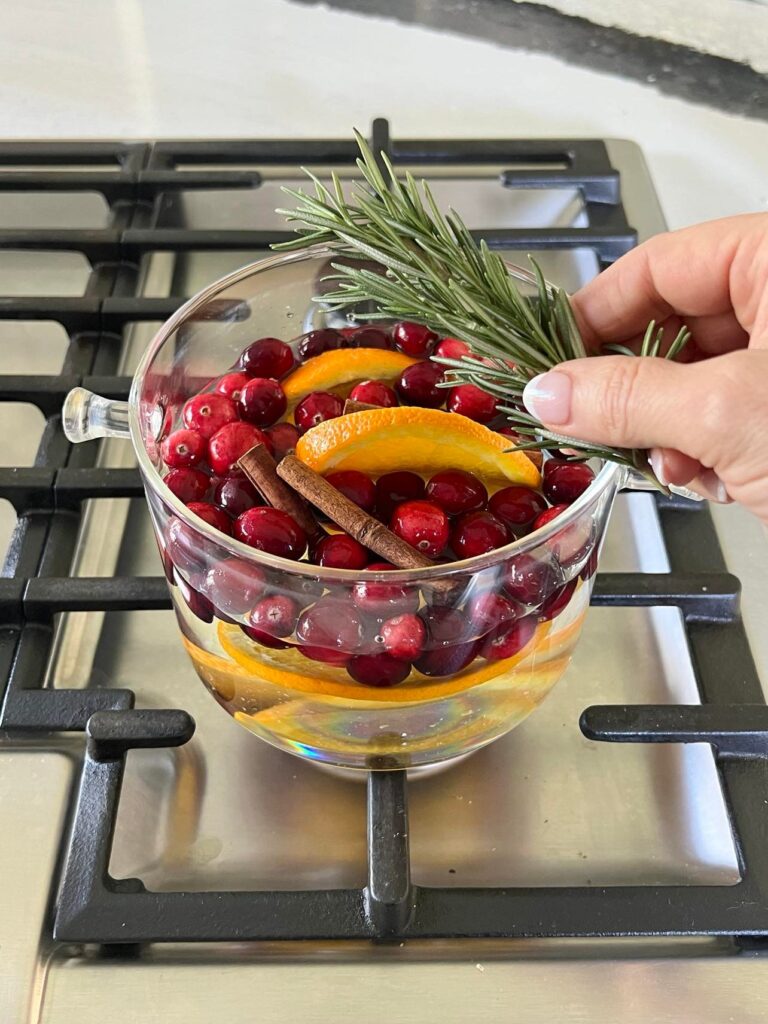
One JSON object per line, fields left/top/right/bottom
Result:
{"left": 62, "top": 387, "right": 131, "bottom": 443}
{"left": 622, "top": 467, "right": 705, "bottom": 503}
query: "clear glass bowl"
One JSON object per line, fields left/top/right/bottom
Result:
{"left": 63, "top": 247, "right": 627, "bottom": 770}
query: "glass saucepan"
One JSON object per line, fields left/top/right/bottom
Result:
{"left": 61, "top": 247, "right": 684, "bottom": 771}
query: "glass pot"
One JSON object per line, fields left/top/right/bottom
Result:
{"left": 62, "top": 247, "right": 671, "bottom": 771}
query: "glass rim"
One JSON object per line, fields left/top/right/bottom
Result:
{"left": 130, "top": 244, "right": 623, "bottom": 581}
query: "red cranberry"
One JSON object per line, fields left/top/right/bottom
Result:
{"left": 161, "top": 428, "right": 205, "bottom": 469}
{"left": 488, "top": 486, "right": 547, "bottom": 534}
{"left": 349, "top": 380, "right": 398, "bottom": 407}
{"left": 533, "top": 504, "right": 569, "bottom": 531}
{"left": 175, "top": 571, "right": 214, "bottom": 623}
{"left": 352, "top": 562, "right": 420, "bottom": 618}
{"left": 543, "top": 460, "right": 595, "bottom": 505}
{"left": 393, "top": 321, "right": 438, "bottom": 357}
{"left": 244, "top": 594, "right": 300, "bottom": 648}
{"left": 238, "top": 377, "right": 287, "bottom": 427}
{"left": 375, "top": 471, "right": 425, "bottom": 520}
{"left": 482, "top": 615, "right": 537, "bottom": 661}
{"left": 239, "top": 337, "right": 294, "bottom": 378}
{"left": 396, "top": 361, "right": 445, "bottom": 408}
{"left": 504, "top": 553, "right": 557, "bottom": 607}
{"left": 216, "top": 371, "right": 251, "bottom": 402}
{"left": 425, "top": 470, "right": 487, "bottom": 516}
{"left": 347, "top": 653, "right": 410, "bottom": 687}
{"left": 350, "top": 327, "right": 391, "bottom": 349}
{"left": 186, "top": 501, "right": 232, "bottom": 535}
{"left": 447, "top": 383, "right": 497, "bottom": 423}
{"left": 325, "top": 470, "right": 376, "bottom": 513}
{"left": 468, "top": 591, "right": 520, "bottom": 633}
{"left": 204, "top": 559, "right": 268, "bottom": 617}
{"left": 164, "top": 467, "right": 209, "bottom": 503}
{"left": 451, "top": 510, "right": 509, "bottom": 559}
{"left": 497, "top": 425, "right": 521, "bottom": 441}
{"left": 391, "top": 500, "right": 449, "bottom": 559}
{"left": 312, "top": 533, "right": 370, "bottom": 570}
{"left": 214, "top": 474, "right": 261, "bottom": 517}
{"left": 580, "top": 549, "right": 599, "bottom": 582}
{"left": 265, "top": 422, "right": 300, "bottom": 460}
{"left": 165, "top": 516, "right": 207, "bottom": 580}
{"left": 294, "top": 391, "right": 344, "bottom": 433}
{"left": 415, "top": 606, "right": 479, "bottom": 677}
{"left": 297, "top": 328, "right": 343, "bottom": 362}
{"left": 208, "top": 422, "right": 270, "bottom": 475}
{"left": 380, "top": 613, "right": 425, "bottom": 661}
{"left": 182, "top": 393, "right": 238, "bottom": 440}
{"left": 540, "top": 579, "right": 577, "bottom": 621}
{"left": 234, "top": 507, "right": 307, "bottom": 559}
{"left": 434, "top": 337, "right": 470, "bottom": 360}
{"left": 296, "top": 597, "right": 363, "bottom": 664}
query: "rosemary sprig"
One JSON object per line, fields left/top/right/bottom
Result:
{"left": 273, "top": 129, "right": 689, "bottom": 490}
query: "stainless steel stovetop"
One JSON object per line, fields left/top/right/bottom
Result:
{"left": 2, "top": 135, "right": 768, "bottom": 1023}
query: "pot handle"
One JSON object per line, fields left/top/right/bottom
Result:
{"left": 622, "top": 466, "right": 705, "bottom": 503}
{"left": 62, "top": 387, "right": 131, "bottom": 443}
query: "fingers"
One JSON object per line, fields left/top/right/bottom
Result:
{"left": 570, "top": 214, "right": 767, "bottom": 348}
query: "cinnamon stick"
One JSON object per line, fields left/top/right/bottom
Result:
{"left": 238, "top": 444, "right": 324, "bottom": 542}
{"left": 343, "top": 398, "right": 379, "bottom": 415}
{"left": 276, "top": 455, "right": 434, "bottom": 570}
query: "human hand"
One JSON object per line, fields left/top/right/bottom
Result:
{"left": 521, "top": 214, "right": 768, "bottom": 522}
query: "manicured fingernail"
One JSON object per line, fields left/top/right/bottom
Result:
{"left": 697, "top": 469, "right": 730, "bottom": 504}
{"left": 649, "top": 448, "right": 669, "bottom": 486}
{"left": 522, "top": 371, "right": 572, "bottom": 424}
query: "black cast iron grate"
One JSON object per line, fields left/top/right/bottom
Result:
{"left": 1, "top": 120, "right": 766, "bottom": 946}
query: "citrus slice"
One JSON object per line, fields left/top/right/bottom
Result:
{"left": 282, "top": 348, "right": 417, "bottom": 405}
{"left": 296, "top": 406, "right": 541, "bottom": 488}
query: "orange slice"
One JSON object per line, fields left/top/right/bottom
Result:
{"left": 282, "top": 348, "right": 417, "bottom": 405}
{"left": 296, "top": 406, "right": 541, "bottom": 488}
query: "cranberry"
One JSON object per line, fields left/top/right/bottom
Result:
{"left": 352, "top": 562, "right": 420, "bottom": 618}
{"left": 265, "top": 422, "right": 300, "bottom": 460}
{"left": 215, "top": 371, "right": 251, "bottom": 403}
{"left": 533, "top": 504, "right": 568, "bottom": 531}
{"left": 208, "top": 422, "right": 269, "bottom": 475}
{"left": 482, "top": 615, "right": 537, "bottom": 661}
{"left": 393, "top": 321, "right": 438, "bottom": 357}
{"left": 204, "top": 559, "right": 268, "bottom": 616}
{"left": 237, "top": 377, "right": 287, "bottom": 428}
{"left": 380, "top": 613, "right": 426, "bottom": 661}
{"left": 350, "top": 327, "right": 391, "bottom": 350}
{"left": 447, "top": 383, "right": 497, "bottom": 423}
{"left": 164, "top": 467, "right": 209, "bottom": 503}
{"left": 451, "top": 510, "right": 509, "bottom": 559}
{"left": 425, "top": 469, "right": 487, "bottom": 516}
{"left": 580, "top": 548, "right": 599, "bottom": 582}
{"left": 468, "top": 591, "right": 520, "bottom": 633}
{"left": 415, "top": 606, "right": 479, "bottom": 677}
{"left": 396, "top": 361, "right": 445, "bottom": 408}
{"left": 214, "top": 474, "right": 261, "bottom": 517}
{"left": 349, "top": 380, "right": 398, "bottom": 407}
{"left": 182, "top": 393, "right": 238, "bottom": 440}
{"left": 186, "top": 501, "right": 232, "bottom": 535}
{"left": 488, "top": 486, "right": 547, "bottom": 534}
{"left": 175, "top": 570, "right": 214, "bottom": 623}
{"left": 296, "top": 597, "right": 363, "bottom": 664}
{"left": 234, "top": 507, "right": 307, "bottom": 560}
{"left": 294, "top": 391, "right": 344, "bottom": 433}
{"left": 165, "top": 516, "right": 207, "bottom": 580}
{"left": 312, "top": 533, "right": 369, "bottom": 570}
{"left": 434, "top": 337, "right": 470, "bottom": 360}
{"left": 497, "top": 425, "right": 521, "bottom": 441}
{"left": 391, "top": 500, "right": 449, "bottom": 559}
{"left": 239, "top": 337, "right": 294, "bottom": 378}
{"left": 347, "top": 653, "right": 410, "bottom": 687}
{"left": 244, "top": 594, "right": 300, "bottom": 648}
{"left": 297, "top": 328, "right": 343, "bottom": 362}
{"left": 161, "top": 428, "right": 206, "bottom": 469}
{"left": 543, "top": 460, "right": 595, "bottom": 505}
{"left": 325, "top": 470, "right": 376, "bottom": 513}
{"left": 540, "top": 579, "right": 577, "bottom": 621}
{"left": 375, "top": 471, "right": 425, "bottom": 520}
{"left": 504, "top": 553, "right": 557, "bottom": 607}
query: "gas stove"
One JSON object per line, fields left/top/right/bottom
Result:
{"left": 3, "top": 120, "right": 768, "bottom": 1023}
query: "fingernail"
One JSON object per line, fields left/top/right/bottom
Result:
{"left": 649, "top": 448, "right": 669, "bottom": 486}
{"left": 522, "top": 371, "right": 572, "bottom": 425}
{"left": 697, "top": 469, "right": 731, "bottom": 504}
